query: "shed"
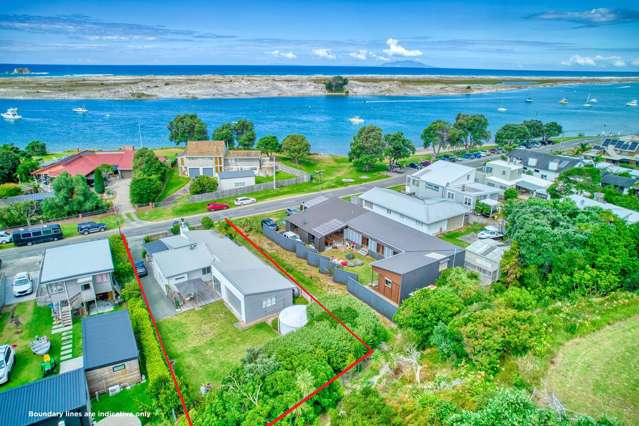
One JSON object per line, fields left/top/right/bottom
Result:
{"left": 83, "top": 310, "right": 141, "bottom": 395}
{"left": 218, "top": 170, "right": 255, "bottom": 190}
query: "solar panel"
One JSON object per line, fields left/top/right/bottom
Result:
{"left": 628, "top": 142, "right": 639, "bottom": 152}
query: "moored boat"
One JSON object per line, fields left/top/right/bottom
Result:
{"left": 1, "top": 107, "right": 22, "bottom": 120}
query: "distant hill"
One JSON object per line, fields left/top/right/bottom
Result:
{"left": 381, "top": 60, "right": 435, "bottom": 68}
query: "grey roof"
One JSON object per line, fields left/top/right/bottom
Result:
{"left": 601, "top": 173, "right": 637, "bottom": 188}
{"left": 347, "top": 211, "right": 460, "bottom": 254}
{"left": 359, "top": 187, "right": 468, "bottom": 224}
{"left": 371, "top": 251, "right": 459, "bottom": 274}
{"left": 218, "top": 170, "right": 255, "bottom": 179}
{"left": 0, "top": 369, "right": 88, "bottom": 425}
{"left": 312, "top": 218, "right": 346, "bottom": 235}
{"left": 161, "top": 235, "right": 192, "bottom": 249}
{"left": 412, "top": 160, "right": 474, "bottom": 186}
{"left": 287, "top": 197, "right": 367, "bottom": 238}
{"left": 186, "top": 230, "right": 294, "bottom": 295}
{"left": 516, "top": 179, "right": 548, "bottom": 192}
{"left": 40, "top": 239, "right": 114, "bottom": 284}
{"left": 302, "top": 195, "right": 329, "bottom": 209}
{"left": 0, "top": 191, "right": 54, "bottom": 206}
{"left": 508, "top": 149, "right": 581, "bottom": 173}
{"left": 152, "top": 242, "right": 211, "bottom": 278}
{"left": 143, "top": 239, "right": 168, "bottom": 255}
{"left": 466, "top": 239, "right": 507, "bottom": 263}
{"left": 83, "top": 310, "right": 139, "bottom": 370}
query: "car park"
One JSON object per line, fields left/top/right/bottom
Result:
{"left": 477, "top": 226, "right": 504, "bottom": 240}
{"left": 77, "top": 221, "right": 107, "bottom": 235}
{"left": 134, "top": 260, "right": 148, "bottom": 277}
{"left": 207, "top": 202, "right": 230, "bottom": 211}
{"left": 282, "top": 231, "right": 302, "bottom": 242}
{"left": 234, "top": 197, "right": 256, "bottom": 206}
{"left": 0, "top": 231, "right": 12, "bottom": 244}
{"left": 261, "top": 218, "right": 278, "bottom": 231}
{"left": 12, "top": 272, "right": 33, "bottom": 297}
{"left": 0, "top": 344, "right": 15, "bottom": 385}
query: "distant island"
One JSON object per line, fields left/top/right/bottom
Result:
{"left": 381, "top": 60, "right": 434, "bottom": 68}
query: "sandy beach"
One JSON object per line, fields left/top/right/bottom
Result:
{"left": 1, "top": 74, "right": 637, "bottom": 100}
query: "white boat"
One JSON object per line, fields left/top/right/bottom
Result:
{"left": 627, "top": 99, "right": 638, "bottom": 107}
{"left": 1, "top": 108, "right": 21, "bottom": 120}
{"left": 497, "top": 107, "right": 507, "bottom": 112}
{"left": 73, "top": 107, "right": 88, "bottom": 113}
{"left": 583, "top": 94, "right": 593, "bottom": 107}
{"left": 525, "top": 98, "right": 533, "bottom": 103}
{"left": 590, "top": 97, "right": 598, "bottom": 103}
{"left": 560, "top": 98, "right": 568, "bottom": 105}
{"left": 349, "top": 116, "right": 364, "bottom": 124}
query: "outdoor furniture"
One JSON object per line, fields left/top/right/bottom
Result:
{"left": 358, "top": 247, "right": 369, "bottom": 256}
{"left": 30, "top": 336, "right": 51, "bottom": 356}
{"left": 345, "top": 253, "right": 355, "bottom": 260}
{"left": 41, "top": 354, "right": 56, "bottom": 377}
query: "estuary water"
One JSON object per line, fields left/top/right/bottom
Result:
{"left": 1, "top": 82, "right": 638, "bottom": 154}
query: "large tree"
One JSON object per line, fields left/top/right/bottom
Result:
{"left": 190, "top": 175, "right": 218, "bottom": 195}
{"left": 383, "top": 131, "right": 415, "bottom": 166}
{"left": 167, "top": 114, "right": 208, "bottom": 144}
{"left": 324, "top": 76, "right": 349, "bottom": 93}
{"left": 212, "top": 123, "right": 235, "bottom": 148}
{"left": 454, "top": 113, "right": 490, "bottom": 149}
{"left": 255, "top": 135, "right": 281, "bottom": 157}
{"left": 42, "top": 172, "right": 105, "bottom": 218}
{"left": 522, "top": 119, "right": 544, "bottom": 139}
{"left": 16, "top": 158, "right": 40, "bottom": 182}
{"left": 233, "top": 119, "right": 256, "bottom": 149}
{"left": 93, "top": 169, "right": 105, "bottom": 194}
{"left": 542, "top": 121, "right": 563, "bottom": 142}
{"left": 421, "top": 120, "right": 461, "bottom": 155}
{"left": 348, "top": 125, "right": 385, "bottom": 171}
{"left": 495, "top": 124, "right": 531, "bottom": 150}
{"left": 0, "top": 149, "right": 21, "bottom": 184}
{"left": 281, "top": 134, "right": 311, "bottom": 164}
{"left": 25, "top": 140, "right": 48, "bottom": 156}
{"left": 130, "top": 176, "right": 163, "bottom": 204}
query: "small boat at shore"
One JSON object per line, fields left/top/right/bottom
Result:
{"left": 73, "top": 107, "right": 88, "bottom": 113}
{"left": 1, "top": 108, "right": 22, "bottom": 120}
{"left": 349, "top": 116, "right": 364, "bottom": 124}
{"left": 626, "top": 99, "right": 638, "bottom": 107}
{"left": 497, "top": 107, "right": 507, "bottom": 112}
{"left": 560, "top": 98, "right": 568, "bottom": 105}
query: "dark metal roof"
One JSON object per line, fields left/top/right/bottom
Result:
{"left": 601, "top": 173, "right": 637, "bottom": 188}
{"left": 286, "top": 197, "right": 367, "bottom": 238}
{"left": 82, "top": 310, "right": 139, "bottom": 370}
{"left": 143, "top": 239, "right": 169, "bottom": 255}
{"left": 508, "top": 149, "right": 581, "bottom": 173}
{"left": 0, "top": 192, "right": 54, "bottom": 206}
{"left": 218, "top": 170, "right": 255, "bottom": 179}
{"left": 0, "top": 369, "right": 88, "bottom": 426}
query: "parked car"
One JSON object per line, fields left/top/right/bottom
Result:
{"left": 261, "top": 218, "right": 278, "bottom": 231}
{"left": 12, "top": 272, "right": 33, "bottom": 297}
{"left": 234, "top": 197, "right": 256, "bottom": 206}
{"left": 0, "top": 344, "right": 15, "bottom": 385}
{"left": 207, "top": 202, "right": 230, "bottom": 211}
{"left": 77, "top": 221, "right": 107, "bottom": 235}
{"left": 282, "top": 231, "right": 302, "bottom": 242}
{"left": 12, "top": 224, "right": 63, "bottom": 246}
{"left": 134, "top": 260, "right": 148, "bottom": 277}
{"left": 477, "top": 226, "right": 504, "bottom": 240}
{"left": 420, "top": 160, "right": 432, "bottom": 167}
{"left": 407, "top": 162, "right": 419, "bottom": 169}
{"left": 286, "top": 207, "right": 300, "bottom": 216}
{"left": 0, "top": 231, "right": 12, "bottom": 244}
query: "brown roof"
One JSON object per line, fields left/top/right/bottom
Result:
{"left": 227, "top": 150, "right": 262, "bottom": 158}
{"left": 185, "top": 140, "right": 226, "bottom": 157}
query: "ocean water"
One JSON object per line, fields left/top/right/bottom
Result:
{"left": 1, "top": 82, "right": 638, "bottom": 155}
{"left": 2, "top": 64, "right": 639, "bottom": 78}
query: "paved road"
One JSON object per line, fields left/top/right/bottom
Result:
{"left": 0, "top": 137, "right": 595, "bottom": 263}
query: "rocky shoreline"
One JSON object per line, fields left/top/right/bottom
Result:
{"left": 0, "top": 74, "right": 637, "bottom": 99}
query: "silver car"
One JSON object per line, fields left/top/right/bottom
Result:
{"left": 0, "top": 231, "right": 12, "bottom": 244}
{"left": 0, "top": 344, "right": 15, "bottom": 385}
{"left": 12, "top": 272, "right": 33, "bottom": 297}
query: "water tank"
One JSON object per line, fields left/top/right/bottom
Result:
{"left": 278, "top": 305, "right": 308, "bottom": 335}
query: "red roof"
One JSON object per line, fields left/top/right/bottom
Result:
{"left": 33, "top": 148, "right": 135, "bottom": 178}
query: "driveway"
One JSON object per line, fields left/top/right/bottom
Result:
{"left": 140, "top": 273, "right": 176, "bottom": 320}
{"left": 2, "top": 254, "right": 42, "bottom": 305}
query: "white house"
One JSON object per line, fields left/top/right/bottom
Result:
{"left": 508, "top": 149, "right": 582, "bottom": 181}
{"left": 478, "top": 159, "right": 553, "bottom": 198}
{"left": 358, "top": 187, "right": 468, "bottom": 235}
{"left": 178, "top": 140, "right": 264, "bottom": 179}
{"left": 568, "top": 194, "right": 639, "bottom": 224}
{"left": 218, "top": 170, "right": 256, "bottom": 191}
{"left": 464, "top": 239, "right": 507, "bottom": 284}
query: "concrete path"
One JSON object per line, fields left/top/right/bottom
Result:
{"left": 140, "top": 274, "right": 176, "bottom": 320}
{"left": 60, "top": 356, "right": 83, "bottom": 373}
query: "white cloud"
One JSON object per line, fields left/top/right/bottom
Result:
{"left": 383, "top": 38, "right": 422, "bottom": 57}
{"left": 349, "top": 49, "right": 388, "bottom": 62}
{"left": 530, "top": 8, "right": 639, "bottom": 26}
{"left": 561, "top": 54, "right": 626, "bottom": 67}
{"left": 270, "top": 50, "right": 296, "bottom": 59}
{"left": 312, "top": 48, "right": 336, "bottom": 60}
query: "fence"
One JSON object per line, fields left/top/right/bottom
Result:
{"left": 346, "top": 278, "right": 398, "bottom": 320}
{"left": 263, "top": 225, "right": 359, "bottom": 286}
{"left": 0, "top": 273, "right": 5, "bottom": 310}
{"left": 190, "top": 174, "right": 310, "bottom": 203}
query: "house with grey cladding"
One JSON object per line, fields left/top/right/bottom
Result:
{"left": 145, "top": 228, "right": 295, "bottom": 324}
{"left": 38, "top": 239, "right": 116, "bottom": 322}
{"left": 507, "top": 149, "right": 582, "bottom": 181}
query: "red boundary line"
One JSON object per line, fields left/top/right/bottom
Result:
{"left": 120, "top": 233, "right": 194, "bottom": 426}
{"left": 225, "top": 218, "right": 375, "bottom": 425}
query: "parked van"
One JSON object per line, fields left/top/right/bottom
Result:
{"left": 12, "top": 224, "right": 63, "bottom": 246}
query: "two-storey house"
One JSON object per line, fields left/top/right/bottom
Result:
{"left": 178, "top": 140, "right": 264, "bottom": 178}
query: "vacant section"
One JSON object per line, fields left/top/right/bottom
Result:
{"left": 546, "top": 315, "right": 639, "bottom": 425}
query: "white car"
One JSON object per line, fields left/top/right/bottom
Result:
{"left": 12, "top": 272, "right": 33, "bottom": 297}
{"left": 0, "top": 344, "right": 15, "bottom": 385}
{"left": 0, "top": 231, "right": 12, "bottom": 244}
{"left": 477, "top": 226, "right": 504, "bottom": 240}
{"left": 234, "top": 197, "right": 256, "bottom": 206}
{"left": 282, "top": 231, "right": 302, "bottom": 242}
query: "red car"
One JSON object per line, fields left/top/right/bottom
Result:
{"left": 207, "top": 202, "right": 230, "bottom": 211}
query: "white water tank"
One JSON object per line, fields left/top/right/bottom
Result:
{"left": 278, "top": 305, "right": 308, "bottom": 335}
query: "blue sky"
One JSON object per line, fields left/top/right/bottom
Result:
{"left": 1, "top": 0, "right": 638, "bottom": 70}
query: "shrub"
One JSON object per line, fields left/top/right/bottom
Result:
{"left": 130, "top": 176, "right": 163, "bottom": 204}
{"left": 200, "top": 216, "right": 214, "bottom": 229}
{"left": 0, "top": 183, "right": 22, "bottom": 198}
{"left": 474, "top": 200, "right": 492, "bottom": 217}
{"left": 169, "top": 223, "right": 180, "bottom": 235}
{"left": 108, "top": 234, "right": 134, "bottom": 283}
{"left": 93, "top": 169, "right": 105, "bottom": 194}
{"left": 504, "top": 187, "right": 518, "bottom": 200}
{"left": 0, "top": 201, "right": 39, "bottom": 228}
{"left": 189, "top": 175, "right": 218, "bottom": 195}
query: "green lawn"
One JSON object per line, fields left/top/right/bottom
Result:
{"left": 546, "top": 315, "right": 639, "bottom": 425}
{"left": 152, "top": 147, "right": 184, "bottom": 163}
{"left": 158, "top": 167, "right": 190, "bottom": 201}
{"left": 255, "top": 170, "right": 296, "bottom": 184}
{"left": 90, "top": 381, "right": 153, "bottom": 423}
{"left": 0, "top": 302, "right": 61, "bottom": 392}
{"left": 324, "top": 248, "right": 375, "bottom": 284}
{"left": 157, "top": 301, "right": 277, "bottom": 397}
{"left": 59, "top": 213, "right": 124, "bottom": 238}
{"left": 439, "top": 223, "right": 484, "bottom": 248}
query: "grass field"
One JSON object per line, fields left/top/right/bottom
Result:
{"left": 0, "top": 302, "right": 61, "bottom": 392}
{"left": 545, "top": 315, "right": 639, "bottom": 424}
{"left": 90, "top": 381, "right": 153, "bottom": 423}
{"left": 439, "top": 223, "right": 483, "bottom": 248}
{"left": 157, "top": 301, "right": 277, "bottom": 397}
{"left": 157, "top": 167, "right": 190, "bottom": 201}
{"left": 255, "top": 170, "right": 296, "bottom": 184}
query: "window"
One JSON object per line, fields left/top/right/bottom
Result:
{"left": 484, "top": 166, "right": 493, "bottom": 173}
{"left": 466, "top": 174, "right": 470, "bottom": 181}
{"left": 202, "top": 266, "right": 211, "bottom": 275}
{"left": 425, "top": 183, "right": 440, "bottom": 191}
{"left": 464, "top": 196, "right": 472, "bottom": 206}
{"left": 439, "top": 261, "right": 449, "bottom": 272}
{"left": 81, "top": 283, "right": 91, "bottom": 291}
{"left": 447, "top": 191, "right": 455, "bottom": 200}
{"left": 548, "top": 161, "right": 558, "bottom": 171}
{"left": 386, "top": 208, "right": 392, "bottom": 214}
{"left": 233, "top": 182, "right": 245, "bottom": 188}
{"left": 384, "top": 278, "right": 393, "bottom": 288}
{"left": 262, "top": 296, "right": 277, "bottom": 308}
{"left": 501, "top": 170, "right": 506, "bottom": 176}
{"left": 42, "top": 228, "right": 52, "bottom": 236}
{"left": 528, "top": 158, "right": 537, "bottom": 167}
{"left": 364, "top": 201, "right": 373, "bottom": 209}
{"left": 95, "top": 273, "right": 109, "bottom": 283}
{"left": 49, "top": 283, "right": 64, "bottom": 294}
{"left": 112, "top": 363, "right": 126, "bottom": 372}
